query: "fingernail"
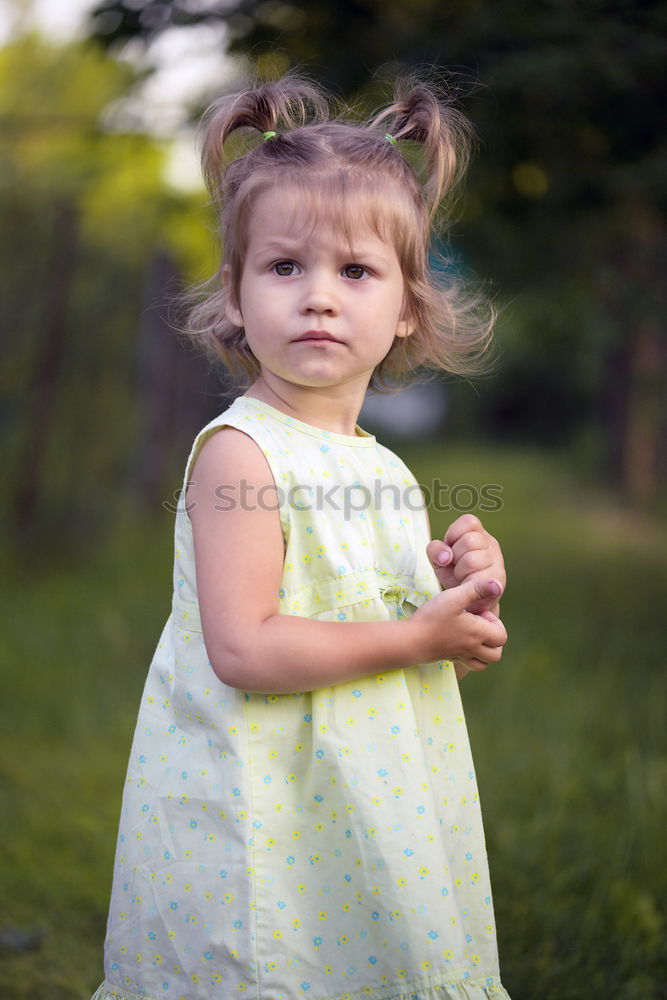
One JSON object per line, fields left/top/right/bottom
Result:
{"left": 437, "top": 549, "right": 451, "bottom": 565}
{"left": 488, "top": 580, "right": 502, "bottom": 597}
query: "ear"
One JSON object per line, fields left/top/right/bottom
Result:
{"left": 222, "top": 265, "right": 244, "bottom": 328}
{"left": 394, "top": 317, "right": 415, "bottom": 339}
{"left": 394, "top": 293, "right": 415, "bottom": 339}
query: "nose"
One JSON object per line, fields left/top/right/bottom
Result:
{"left": 300, "top": 268, "right": 339, "bottom": 317}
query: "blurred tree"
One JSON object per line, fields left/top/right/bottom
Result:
{"left": 0, "top": 34, "right": 220, "bottom": 554}
{"left": 11, "top": 201, "right": 80, "bottom": 541}
{"left": 88, "top": 0, "right": 667, "bottom": 505}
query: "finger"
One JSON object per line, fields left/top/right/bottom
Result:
{"left": 450, "top": 530, "right": 502, "bottom": 572}
{"left": 449, "top": 548, "right": 493, "bottom": 583}
{"left": 459, "top": 642, "right": 504, "bottom": 670}
{"left": 450, "top": 530, "right": 490, "bottom": 559}
{"left": 475, "top": 608, "right": 502, "bottom": 625}
{"left": 480, "top": 633, "right": 506, "bottom": 656}
{"left": 453, "top": 576, "right": 504, "bottom": 611}
{"left": 466, "top": 592, "right": 504, "bottom": 622}
{"left": 426, "top": 539, "right": 453, "bottom": 568}
{"left": 446, "top": 577, "right": 505, "bottom": 624}
{"left": 426, "top": 540, "right": 457, "bottom": 591}
{"left": 444, "top": 514, "right": 483, "bottom": 547}
{"left": 461, "top": 658, "right": 488, "bottom": 672}
{"left": 475, "top": 613, "right": 508, "bottom": 651}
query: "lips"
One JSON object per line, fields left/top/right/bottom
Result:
{"left": 294, "top": 331, "right": 342, "bottom": 344}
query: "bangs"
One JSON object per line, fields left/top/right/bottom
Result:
{"left": 283, "top": 172, "right": 420, "bottom": 253}
{"left": 229, "top": 167, "right": 425, "bottom": 273}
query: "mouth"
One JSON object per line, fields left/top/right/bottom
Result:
{"left": 293, "top": 331, "right": 343, "bottom": 344}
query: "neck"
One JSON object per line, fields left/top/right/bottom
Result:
{"left": 245, "top": 375, "right": 369, "bottom": 436}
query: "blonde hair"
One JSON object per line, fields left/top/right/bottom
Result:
{"left": 186, "top": 74, "right": 493, "bottom": 389}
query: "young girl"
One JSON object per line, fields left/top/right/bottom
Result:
{"left": 93, "top": 77, "right": 510, "bottom": 1000}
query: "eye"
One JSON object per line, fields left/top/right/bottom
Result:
{"left": 273, "top": 260, "right": 297, "bottom": 276}
{"left": 342, "top": 264, "right": 367, "bottom": 280}
{"left": 342, "top": 264, "right": 368, "bottom": 280}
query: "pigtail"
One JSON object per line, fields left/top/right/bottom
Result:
{"left": 183, "top": 71, "right": 493, "bottom": 388}
{"left": 373, "top": 79, "right": 472, "bottom": 215}
{"left": 199, "top": 76, "right": 329, "bottom": 202}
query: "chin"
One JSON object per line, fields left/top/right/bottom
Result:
{"left": 290, "top": 366, "right": 348, "bottom": 386}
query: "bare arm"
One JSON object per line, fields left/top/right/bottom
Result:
{"left": 188, "top": 429, "right": 506, "bottom": 693}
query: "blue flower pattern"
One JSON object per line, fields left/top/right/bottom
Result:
{"left": 94, "top": 396, "right": 509, "bottom": 1000}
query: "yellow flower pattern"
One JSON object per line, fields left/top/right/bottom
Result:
{"left": 93, "top": 396, "right": 509, "bottom": 1000}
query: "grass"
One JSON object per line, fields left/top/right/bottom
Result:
{"left": 1, "top": 444, "right": 666, "bottom": 999}
{"left": 415, "top": 443, "right": 667, "bottom": 998}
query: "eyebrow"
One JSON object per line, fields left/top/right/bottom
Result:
{"left": 253, "top": 239, "right": 302, "bottom": 255}
{"left": 253, "top": 239, "right": 391, "bottom": 262}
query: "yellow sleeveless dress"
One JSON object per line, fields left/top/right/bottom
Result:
{"left": 94, "top": 395, "right": 510, "bottom": 1000}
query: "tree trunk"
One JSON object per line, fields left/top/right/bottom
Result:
{"left": 622, "top": 319, "right": 666, "bottom": 508}
{"left": 134, "top": 249, "right": 225, "bottom": 512}
{"left": 12, "top": 202, "right": 78, "bottom": 541}
{"left": 620, "top": 211, "right": 667, "bottom": 508}
{"left": 601, "top": 205, "right": 666, "bottom": 509}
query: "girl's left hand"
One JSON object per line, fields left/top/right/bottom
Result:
{"left": 426, "top": 514, "right": 506, "bottom": 616}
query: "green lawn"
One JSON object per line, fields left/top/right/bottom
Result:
{"left": 1, "top": 445, "right": 666, "bottom": 999}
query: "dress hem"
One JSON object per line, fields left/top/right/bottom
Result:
{"left": 92, "top": 974, "right": 511, "bottom": 1000}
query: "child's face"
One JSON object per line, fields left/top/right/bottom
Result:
{"left": 226, "top": 186, "right": 412, "bottom": 401}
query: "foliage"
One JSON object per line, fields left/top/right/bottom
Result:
{"left": 87, "top": 0, "right": 667, "bottom": 504}
{"left": 0, "top": 32, "right": 214, "bottom": 277}
{"left": 1, "top": 448, "right": 666, "bottom": 997}
{"left": 0, "top": 34, "right": 220, "bottom": 556}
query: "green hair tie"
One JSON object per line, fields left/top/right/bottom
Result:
{"left": 384, "top": 133, "right": 397, "bottom": 145}
{"left": 262, "top": 130, "right": 277, "bottom": 141}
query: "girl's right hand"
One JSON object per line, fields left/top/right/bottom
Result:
{"left": 410, "top": 578, "right": 507, "bottom": 672}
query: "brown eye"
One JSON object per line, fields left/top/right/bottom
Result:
{"left": 274, "top": 261, "right": 295, "bottom": 276}
{"left": 343, "top": 264, "right": 367, "bottom": 280}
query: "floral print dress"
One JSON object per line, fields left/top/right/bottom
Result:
{"left": 93, "top": 395, "right": 510, "bottom": 1000}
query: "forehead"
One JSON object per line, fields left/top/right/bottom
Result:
{"left": 244, "top": 179, "right": 404, "bottom": 253}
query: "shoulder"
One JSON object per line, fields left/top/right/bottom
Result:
{"left": 189, "top": 427, "right": 276, "bottom": 520}
{"left": 187, "top": 423, "right": 284, "bottom": 552}
{"left": 185, "top": 396, "right": 275, "bottom": 484}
